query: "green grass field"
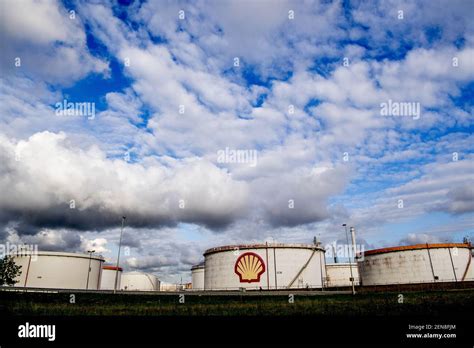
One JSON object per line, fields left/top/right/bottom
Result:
{"left": 1, "top": 289, "right": 473, "bottom": 316}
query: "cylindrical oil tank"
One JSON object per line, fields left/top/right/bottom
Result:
{"left": 160, "top": 282, "right": 183, "bottom": 291}
{"left": 100, "top": 265, "right": 123, "bottom": 290}
{"left": 120, "top": 272, "right": 160, "bottom": 291}
{"left": 191, "top": 263, "right": 205, "bottom": 290}
{"left": 204, "top": 243, "right": 326, "bottom": 290}
{"left": 358, "top": 243, "right": 473, "bottom": 286}
{"left": 12, "top": 251, "right": 104, "bottom": 290}
{"left": 325, "top": 263, "right": 360, "bottom": 287}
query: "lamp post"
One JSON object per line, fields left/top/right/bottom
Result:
{"left": 86, "top": 250, "right": 95, "bottom": 290}
{"left": 114, "top": 216, "right": 126, "bottom": 294}
{"left": 342, "top": 224, "right": 355, "bottom": 295}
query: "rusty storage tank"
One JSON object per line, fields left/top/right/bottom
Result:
{"left": 358, "top": 243, "right": 473, "bottom": 286}
{"left": 325, "top": 263, "right": 360, "bottom": 287}
{"left": 204, "top": 243, "right": 326, "bottom": 290}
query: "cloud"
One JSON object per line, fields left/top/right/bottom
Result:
{"left": 351, "top": 0, "right": 474, "bottom": 55}
{"left": 0, "top": 130, "right": 351, "bottom": 232}
{"left": 136, "top": 0, "right": 346, "bottom": 77}
{"left": 0, "top": 0, "right": 108, "bottom": 85}
{"left": 399, "top": 233, "right": 443, "bottom": 246}
{"left": 254, "top": 165, "right": 351, "bottom": 227}
{"left": 346, "top": 155, "right": 474, "bottom": 238}
{"left": 16, "top": 228, "right": 82, "bottom": 252}
{"left": 439, "top": 185, "right": 474, "bottom": 214}
{"left": 80, "top": 237, "right": 109, "bottom": 254}
{"left": 0, "top": 131, "right": 249, "bottom": 231}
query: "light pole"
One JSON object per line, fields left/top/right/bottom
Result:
{"left": 342, "top": 224, "right": 355, "bottom": 295}
{"left": 86, "top": 250, "right": 95, "bottom": 290}
{"left": 114, "top": 216, "right": 126, "bottom": 294}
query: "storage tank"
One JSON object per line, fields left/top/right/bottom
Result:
{"left": 100, "top": 265, "right": 123, "bottom": 290}
{"left": 191, "top": 263, "right": 205, "bottom": 290}
{"left": 120, "top": 272, "right": 160, "bottom": 291}
{"left": 359, "top": 243, "right": 473, "bottom": 286}
{"left": 160, "top": 282, "right": 184, "bottom": 291}
{"left": 204, "top": 243, "right": 326, "bottom": 290}
{"left": 11, "top": 251, "right": 104, "bottom": 290}
{"left": 326, "top": 263, "right": 360, "bottom": 287}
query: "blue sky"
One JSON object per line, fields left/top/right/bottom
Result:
{"left": 0, "top": 0, "right": 473, "bottom": 282}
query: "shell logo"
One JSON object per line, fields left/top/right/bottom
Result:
{"left": 234, "top": 252, "right": 266, "bottom": 283}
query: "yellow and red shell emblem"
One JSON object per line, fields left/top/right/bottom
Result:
{"left": 234, "top": 252, "right": 266, "bottom": 283}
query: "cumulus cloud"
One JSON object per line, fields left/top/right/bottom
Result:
{"left": 80, "top": 237, "right": 109, "bottom": 254}
{"left": 0, "top": 0, "right": 108, "bottom": 85}
{"left": 0, "top": 131, "right": 348, "bottom": 233}
{"left": 136, "top": 0, "right": 346, "bottom": 78}
{"left": 0, "top": 131, "right": 250, "bottom": 231}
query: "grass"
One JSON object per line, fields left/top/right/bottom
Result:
{"left": 1, "top": 289, "right": 473, "bottom": 316}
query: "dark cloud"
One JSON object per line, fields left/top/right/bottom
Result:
{"left": 21, "top": 229, "right": 83, "bottom": 252}
{"left": 0, "top": 132, "right": 351, "bottom": 235}
{"left": 444, "top": 185, "right": 474, "bottom": 214}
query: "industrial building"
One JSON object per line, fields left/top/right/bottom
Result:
{"left": 203, "top": 243, "right": 326, "bottom": 290}
{"left": 191, "top": 263, "right": 205, "bottom": 290}
{"left": 12, "top": 251, "right": 104, "bottom": 290}
{"left": 121, "top": 271, "right": 160, "bottom": 291}
{"left": 100, "top": 265, "right": 122, "bottom": 290}
{"left": 358, "top": 243, "right": 474, "bottom": 286}
{"left": 325, "top": 263, "right": 360, "bottom": 287}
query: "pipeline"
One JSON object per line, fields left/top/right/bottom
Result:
{"left": 461, "top": 250, "right": 472, "bottom": 281}
{"left": 287, "top": 248, "right": 317, "bottom": 288}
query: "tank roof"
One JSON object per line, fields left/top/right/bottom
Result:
{"left": 102, "top": 265, "right": 123, "bottom": 271}
{"left": 363, "top": 243, "right": 471, "bottom": 256}
{"left": 191, "top": 263, "right": 205, "bottom": 270}
{"left": 204, "top": 243, "right": 325, "bottom": 256}
{"left": 10, "top": 250, "right": 105, "bottom": 261}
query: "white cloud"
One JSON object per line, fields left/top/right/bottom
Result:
{"left": 0, "top": 0, "right": 108, "bottom": 85}
{"left": 0, "top": 131, "right": 250, "bottom": 230}
{"left": 80, "top": 237, "right": 109, "bottom": 254}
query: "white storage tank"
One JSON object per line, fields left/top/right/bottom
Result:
{"left": 121, "top": 271, "right": 160, "bottom": 291}
{"left": 359, "top": 243, "right": 474, "bottom": 286}
{"left": 325, "top": 263, "right": 360, "bottom": 287}
{"left": 160, "top": 282, "right": 184, "bottom": 291}
{"left": 204, "top": 243, "right": 326, "bottom": 290}
{"left": 11, "top": 251, "right": 104, "bottom": 290}
{"left": 100, "top": 265, "right": 123, "bottom": 290}
{"left": 191, "top": 263, "right": 205, "bottom": 290}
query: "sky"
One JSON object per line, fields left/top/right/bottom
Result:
{"left": 0, "top": 0, "right": 473, "bottom": 283}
